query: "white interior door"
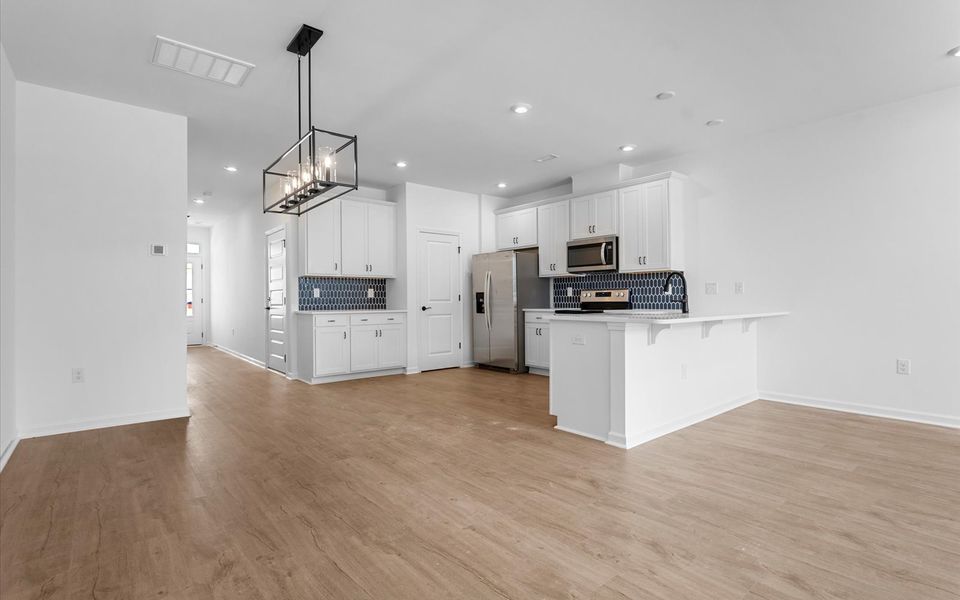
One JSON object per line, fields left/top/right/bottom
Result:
{"left": 417, "top": 230, "right": 462, "bottom": 371}
{"left": 266, "top": 228, "right": 287, "bottom": 373}
{"left": 185, "top": 257, "right": 203, "bottom": 345}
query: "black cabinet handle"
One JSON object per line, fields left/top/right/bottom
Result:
{"left": 421, "top": 306, "right": 432, "bottom": 311}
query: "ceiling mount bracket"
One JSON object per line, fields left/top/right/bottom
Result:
{"left": 286, "top": 24, "right": 324, "bottom": 56}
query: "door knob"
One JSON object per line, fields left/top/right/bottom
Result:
{"left": 421, "top": 306, "right": 432, "bottom": 311}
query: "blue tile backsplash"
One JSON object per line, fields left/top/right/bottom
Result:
{"left": 298, "top": 276, "right": 387, "bottom": 311}
{"left": 553, "top": 272, "right": 686, "bottom": 310}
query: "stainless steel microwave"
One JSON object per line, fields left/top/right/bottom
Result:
{"left": 567, "top": 235, "right": 618, "bottom": 273}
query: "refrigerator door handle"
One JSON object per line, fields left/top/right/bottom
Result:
{"left": 484, "top": 270, "right": 492, "bottom": 331}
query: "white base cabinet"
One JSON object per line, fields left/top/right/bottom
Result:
{"left": 524, "top": 312, "right": 551, "bottom": 371}
{"left": 297, "top": 312, "right": 406, "bottom": 383}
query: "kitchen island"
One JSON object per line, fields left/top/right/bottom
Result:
{"left": 548, "top": 311, "right": 787, "bottom": 448}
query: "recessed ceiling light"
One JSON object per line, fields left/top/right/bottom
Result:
{"left": 656, "top": 91, "right": 676, "bottom": 100}
{"left": 619, "top": 144, "right": 637, "bottom": 152}
{"left": 706, "top": 119, "right": 725, "bottom": 127}
{"left": 151, "top": 36, "right": 255, "bottom": 87}
{"left": 223, "top": 165, "right": 237, "bottom": 172}
{"left": 193, "top": 198, "right": 205, "bottom": 204}
{"left": 948, "top": 46, "right": 960, "bottom": 57}
{"left": 510, "top": 103, "right": 532, "bottom": 114}
{"left": 395, "top": 161, "right": 408, "bottom": 168}
{"left": 534, "top": 153, "right": 559, "bottom": 162}
{"left": 497, "top": 182, "right": 507, "bottom": 189}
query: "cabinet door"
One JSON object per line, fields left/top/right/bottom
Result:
{"left": 314, "top": 326, "right": 349, "bottom": 376}
{"left": 340, "top": 200, "right": 368, "bottom": 276}
{"left": 377, "top": 323, "right": 405, "bottom": 369}
{"left": 366, "top": 202, "right": 397, "bottom": 277}
{"left": 350, "top": 325, "right": 379, "bottom": 372}
{"left": 524, "top": 323, "right": 540, "bottom": 367}
{"left": 496, "top": 212, "right": 517, "bottom": 250}
{"left": 569, "top": 196, "right": 593, "bottom": 239}
{"left": 305, "top": 199, "right": 341, "bottom": 275}
{"left": 537, "top": 205, "right": 554, "bottom": 276}
{"left": 539, "top": 324, "right": 550, "bottom": 369}
{"left": 640, "top": 179, "right": 670, "bottom": 271}
{"left": 514, "top": 208, "right": 538, "bottom": 247}
{"left": 550, "top": 202, "right": 569, "bottom": 275}
{"left": 618, "top": 185, "right": 644, "bottom": 272}
{"left": 593, "top": 190, "right": 618, "bottom": 236}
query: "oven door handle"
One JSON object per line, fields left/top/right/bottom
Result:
{"left": 599, "top": 242, "right": 607, "bottom": 265}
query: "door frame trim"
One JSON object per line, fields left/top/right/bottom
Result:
{"left": 416, "top": 228, "right": 463, "bottom": 371}
{"left": 264, "top": 224, "right": 289, "bottom": 375}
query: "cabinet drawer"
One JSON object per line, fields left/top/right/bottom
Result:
{"left": 313, "top": 314, "right": 349, "bottom": 327}
{"left": 350, "top": 312, "right": 406, "bottom": 326}
{"left": 524, "top": 312, "right": 552, "bottom": 324}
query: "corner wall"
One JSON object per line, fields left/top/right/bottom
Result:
{"left": 0, "top": 44, "right": 17, "bottom": 464}
{"left": 631, "top": 87, "right": 960, "bottom": 425}
{"left": 14, "top": 82, "right": 190, "bottom": 437}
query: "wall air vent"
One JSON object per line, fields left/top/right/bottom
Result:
{"left": 151, "top": 36, "right": 255, "bottom": 87}
{"left": 535, "top": 154, "right": 559, "bottom": 163}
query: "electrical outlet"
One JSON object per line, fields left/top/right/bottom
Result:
{"left": 567, "top": 287, "right": 574, "bottom": 297}
{"left": 896, "top": 359, "right": 911, "bottom": 375}
{"left": 71, "top": 368, "right": 85, "bottom": 383}
{"left": 680, "top": 363, "right": 688, "bottom": 380}
{"left": 313, "top": 288, "right": 321, "bottom": 298}
{"left": 367, "top": 288, "right": 375, "bottom": 299}
{"left": 734, "top": 281, "right": 744, "bottom": 295}
{"left": 705, "top": 282, "right": 718, "bottom": 295}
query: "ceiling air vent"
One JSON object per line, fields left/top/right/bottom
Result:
{"left": 535, "top": 154, "right": 559, "bottom": 163}
{"left": 151, "top": 36, "right": 255, "bottom": 87}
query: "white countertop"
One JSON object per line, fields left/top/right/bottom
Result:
{"left": 295, "top": 309, "right": 408, "bottom": 315}
{"left": 549, "top": 310, "right": 788, "bottom": 324}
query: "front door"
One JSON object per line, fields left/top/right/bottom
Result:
{"left": 186, "top": 257, "right": 203, "bottom": 345}
{"left": 266, "top": 228, "right": 287, "bottom": 373}
{"left": 417, "top": 231, "right": 461, "bottom": 371}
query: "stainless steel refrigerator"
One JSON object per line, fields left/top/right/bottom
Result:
{"left": 472, "top": 250, "right": 549, "bottom": 372}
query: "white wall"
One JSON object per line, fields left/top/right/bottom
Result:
{"left": 398, "top": 183, "right": 482, "bottom": 371}
{"left": 209, "top": 198, "right": 295, "bottom": 365}
{"left": 629, "top": 87, "right": 960, "bottom": 425}
{"left": 187, "top": 225, "right": 211, "bottom": 344}
{"left": 14, "top": 83, "right": 189, "bottom": 436}
{"left": 0, "top": 44, "right": 17, "bottom": 463}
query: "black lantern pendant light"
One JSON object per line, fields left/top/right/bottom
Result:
{"left": 263, "top": 24, "right": 358, "bottom": 216}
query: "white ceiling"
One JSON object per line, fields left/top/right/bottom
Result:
{"left": 2, "top": 0, "right": 959, "bottom": 225}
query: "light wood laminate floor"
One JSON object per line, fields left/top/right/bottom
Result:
{"left": 2, "top": 346, "right": 958, "bottom": 599}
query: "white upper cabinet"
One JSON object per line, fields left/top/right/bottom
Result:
{"left": 340, "top": 199, "right": 397, "bottom": 278}
{"left": 619, "top": 176, "right": 685, "bottom": 273}
{"left": 569, "top": 190, "right": 618, "bottom": 239}
{"left": 304, "top": 199, "right": 342, "bottom": 276}
{"left": 537, "top": 201, "right": 569, "bottom": 277}
{"left": 496, "top": 207, "right": 537, "bottom": 250}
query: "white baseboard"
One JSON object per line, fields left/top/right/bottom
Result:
{"left": 760, "top": 391, "right": 960, "bottom": 429}
{"left": 527, "top": 367, "right": 549, "bottom": 377}
{"left": 608, "top": 392, "right": 758, "bottom": 449}
{"left": 0, "top": 437, "right": 20, "bottom": 472}
{"left": 212, "top": 345, "right": 265, "bottom": 368}
{"left": 297, "top": 368, "right": 406, "bottom": 385}
{"left": 554, "top": 424, "right": 609, "bottom": 443}
{"left": 20, "top": 407, "right": 192, "bottom": 439}
{"left": 459, "top": 362, "right": 477, "bottom": 368}
{"left": 405, "top": 368, "right": 421, "bottom": 375}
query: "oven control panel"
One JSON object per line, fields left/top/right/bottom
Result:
{"left": 580, "top": 289, "right": 630, "bottom": 303}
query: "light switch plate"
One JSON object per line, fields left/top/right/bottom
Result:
{"left": 896, "top": 359, "right": 911, "bottom": 375}
{"left": 734, "top": 281, "right": 744, "bottom": 295}
{"left": 705, "top": 282, "right": 718, "bottom": 295}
